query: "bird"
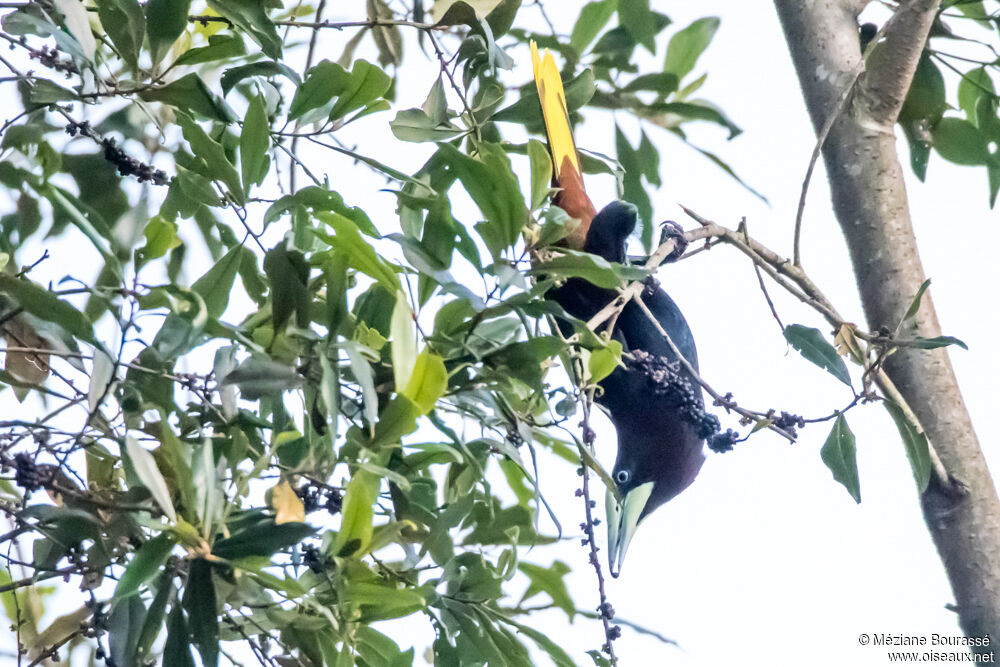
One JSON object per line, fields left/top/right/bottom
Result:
{"left": 531, "top": 43, "right": 714, "bottom": 576}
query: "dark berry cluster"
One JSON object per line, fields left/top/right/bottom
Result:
{"left": 13, "top": 452, "right": 51, "bottom": 491}
{"left": 772, "top": 411, "right": 806, "bottom": 437}
{"left": 627, "top": 349, "right": 720, "bottom": 438}
{"left": 708, "top": 429, "right": 740, "bottom": 453}
{"left": 302, "top": 544, "right": 332, "bottom": 574}
{"left": 295, "top": 482, "right": 343, "bottom": 515}
{"left": 65, "top": 121, "right": 168, "bottom": 185}
{"left": 28, "top": 42, "right": 79, "bottom": 76}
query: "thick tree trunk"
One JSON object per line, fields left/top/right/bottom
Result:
{"left": 774, "top": 0, "right": 1000, "bottom": 648}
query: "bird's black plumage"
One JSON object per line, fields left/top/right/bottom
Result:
{"left": 549, "top": 201, "right": 708, "bottom": 573}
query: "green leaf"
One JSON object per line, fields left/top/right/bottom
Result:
{"left": 139, "top": 217, "right": 182, "bottom": 263}
{"left": 391, "top": 290, "right": 418, "bottom": 392}
{"left": 241, "top": 95, "right": 270, "bottom": 190}
{"left": 173, "top": 33, "right": 246, "bottom": 66}
{"left": 518, "top": 561, "right": 575, "bottom": 620}
{"left": 883, "top": 400, "right": 932, "bottom": 493}
{"left": 315, "top": 211, "right": 400, "bottom": 290}
{"left": 206, "top": 0, "right": 281, "bottom": 59}
{"left": 182, "top": 558, "right": 219, "bottom": 667}
{"left": 27, "top": 79, "right": 78, "bottom": 104}
{"left": 438, "top": 143, "right": 527, "bottom": 258}
{"left": 334, "top": 471, "right": 379, "bottom": 557}
{"left": 221, "top": 61, "right": 300, "bottom": 97}
{"left": 344, "top": 341, "right": 379, "bottom": 430}
{"left": 114, "top": 533, "right": 176, "bottom": 603}
{"left": 664, "top": 17, "right": 720, "bottom": 82}
{"left": 622, "top": 72, "right": 679, "bottom": 96}
{"left": 145, "top": 0, "right": 191, "bottom": 66}
{"left": 932, "top": 117, "right": 989, "bottom": 165}
{"left": 95, "top": 0, "right": 145, "bottom": 72}
{"left": 527, "top": 139, "right": 553, "bottom": 210}
{"left": 493, "top": 69, "right": 596, "bottom": 125}
{"left": 532, "top": 248, "right": 645, "bottom": 288}
{"left": 390, "top": 108, "right": 466, "bottom": 142}
{"left": 330, "top": 59, "right": 392, "bottom": 121}
{"left": 906, "top": 335, "right": 968, "bottom": 350}
{"left": 902, "top": 278, "right": 931, "bottom": 324}
{"left": 140, "top": 73, "right": 234, "bottom": 122}
{"left": 484, "top": 0, "right": 520, "bottom": 36}
{"left": 403, "top": 349, "right": 448, "bottom": 414}
{"left": 1, "top": 275, "right": 95, "bottom": 350}
{"left": 648, "top": 101, "right": 742, "bottom": 138}
{"left": 265, "top": 186, "right": 377, "bottom": 235}
{"left": 263, "top": 243, "right": 310, "bottom": 330}
{"left": 958, "top": 67, "right": 995, "bottom": 123}
{"left": 55, "top": 0, "right": 96, "bottom": 61}
{"left": 820, "top": 414, "right": 861, "bottom": 503}
{"left": 192, "top": 243, "right": 242, "bottom": 319}
{"left": 212, "top": 517, "right": 315, "bottom": 559}
{"left": 135, "top": 573, "right": 173, "bottom": 662}
{"left": 571, "top": 0, "right": 617, "bottom": 54}
{"left": 125, "top": 435, "right": 177, "bottom": 522}
{"left": 176, "top": 112, "right": 245, "bottom": 205}
{"left": 784, "top": 324, "right": 852, "bottom": 387}
{"left": 288, "top": 60, "right": 349, "bottom": 121}
{"left": 618, "top": 0, "right": 657, "bottom": 52}
{"left": 901, "top": 53, "right": 947, "bottom": 124}
{"left": 164, "top": 602, "right": 196, "bottom": 667}
{"left": 288, "top": 59, "right": 390, "bottom": 122}
{"left": 587, "top": 340, "right": 622, "bottom": 383}
{"left": 221, "top": 358, "right": 303, "bottom": 400}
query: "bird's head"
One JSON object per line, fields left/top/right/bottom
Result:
{"left": 605, "top": 427, "right": 705, "bottom": 577}
{"left": 584, "top": 201, "right": 637, "bottom": 263}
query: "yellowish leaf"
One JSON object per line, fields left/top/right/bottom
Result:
{"left": 270, "top": 479, "right": 305, "bottom": 525}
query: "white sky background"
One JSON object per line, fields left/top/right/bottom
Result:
{"left": 2, "top": 0, "right": 999, "bottom": 666}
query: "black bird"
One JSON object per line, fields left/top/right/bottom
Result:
{"left": 549, "top": 202, "right": 710, "bottom": 576}
{"left": 532, "top": 44, "right": 713, "bottom": 575}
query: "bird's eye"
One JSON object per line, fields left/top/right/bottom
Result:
{"left": 615, "top": 470, "right": 630, "bottom": 484}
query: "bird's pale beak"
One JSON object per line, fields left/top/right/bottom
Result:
{"left": 605, "top": 481, "right": 654, "bottom": 577}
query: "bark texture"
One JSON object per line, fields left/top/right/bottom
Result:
{"left": 774, "top": 0, "right": 1000, "bottom": 647}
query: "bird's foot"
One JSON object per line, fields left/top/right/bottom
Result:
{"left": 642, "top": 275, "right": 660, "bottom": 298}
{"left": 658, "top": 220, "right": 688, "bottom": 263}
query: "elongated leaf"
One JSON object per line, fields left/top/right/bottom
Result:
{"left": 182, "top": 558, "right": 218, "bottom": 667}
{"left": 0, "top": 275, "right": 97, "bottom": 346}
{"left": 176, "top": 113, "right": 244, "bottom": 205}
{"left": 391, "top": 291, "right": 417, "bottom": 393}
{"left": 883, "top": 400, "right": 932, "bottom": 493}
{"left": 221, "top": 61, "right": 300, "bottom": 96}
{"left": 906, "top": 335, "right": 968, "bottom": 350}
{"left": 145, "top": 0, "right": 191, "bottom": 66}
{"left": 139, "top": 73, "right": 233, "bottom": 122}
{"left": 114, "top": 533, "right": 176, "bottom": 603}
{"left": 206, "top": 0, "right": 281, "bottom": 59}
{"left": 344, "top": 341, "right": 378, "bottom": 431}
{"left": 240, "top": 94, "right": 270, "bottom": 189}
{"left": 125, "top": 435, "right": 177, "bottom": 522}
{"left": 784, "top": 324, "right": 852, "bottom": 388}
{"left": 820, "top": 414, "right": 861, "bottom": 503}
{"left": 619, "top": 0, "right": 656, "bottom": 52}
{"left": 95, "top": 0, "right": 145, "bottom": 72}
{"left": 527, "top": 139, "right": 553, "bottom": 210}
{"left": 438, "top": 143, "right": 527, "bottom": 258}
{"left": 664, "top": 17, "right": 719, "bottom": 81}
{"left": 571, "top": 0, "right": 617, "bottom": 54}
{"left": 403, "top": 349, "right": 448, "bottom": 414}
{"left": 334, "top": 470, "right": 379, "bottom": 557}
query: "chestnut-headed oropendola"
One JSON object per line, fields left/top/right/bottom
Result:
{"left": 531, "top": 43, "right": 711, "bottom": 576}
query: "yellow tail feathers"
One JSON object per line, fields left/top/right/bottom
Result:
{"left": 530, "top": 41, "right": 580, "bottom": 181}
